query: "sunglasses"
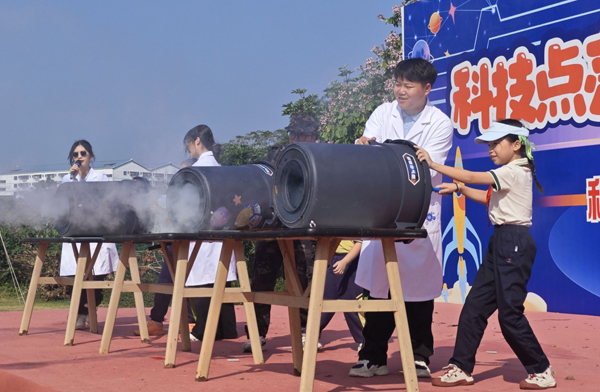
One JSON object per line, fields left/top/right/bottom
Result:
{"left": 72, "top": 151, "right": 88, "bottom": 158}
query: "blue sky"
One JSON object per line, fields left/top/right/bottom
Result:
{"left": 0, "top": 1, "right": 400, "bottom": 172}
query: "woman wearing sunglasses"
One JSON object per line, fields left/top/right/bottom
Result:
{"left": 60, "top": 140, "right": 119, "bottom": 331}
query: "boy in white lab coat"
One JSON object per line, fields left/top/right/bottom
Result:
{"left": 349, "top": 58, "right": 453, "bottom": 378}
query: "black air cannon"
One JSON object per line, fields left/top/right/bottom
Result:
{"left": 54, "top": 179, "right": 151, "bottom": 237}
{"left": 166, "top": 163, "right": 278, "bottom": 232}
{"left": 273, "top": 140, "right": 432, "bottom": 229}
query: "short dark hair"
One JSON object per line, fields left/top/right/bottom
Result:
{"left": 183, "top": 124, "right": 221, "bottom": 162}
{"left": 68, "top": 140, "right": 95, "bottom": 165}
{"left": 394, "top": 58, "right": 438, "bottom": 87}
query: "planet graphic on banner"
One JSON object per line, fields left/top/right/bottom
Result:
{"left": 428, "top": 12, "right": 442, "bottom": 34}
{"left": 407, "top": 40, "right": 434, "bottom": 62}
{"left": 548, "top": 206, "right": 600, "bottom": 298}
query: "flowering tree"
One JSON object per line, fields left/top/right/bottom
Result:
{"left": 318, "top": 5, "right": 406, "bottom": 144}
{"left": 282, "top": 4, "right": 414, "bottom": 144}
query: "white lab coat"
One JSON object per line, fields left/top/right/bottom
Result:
{"left": 355, "top": 100, "right": 453, "bottom": 300}
{"left": 59, "top": 168, "right": 119, "bottom": 276}
{"left": 185, "top": 151, "right": 238, "bottom": 286}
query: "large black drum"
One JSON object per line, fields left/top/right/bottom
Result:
{"left": 54, "top": 179, "right": 151, "bottom": 237}
{"left": 273, "top": 140, "right": 432, "bottom": 229}
{"left": 166, "top": 162, "right": 277, "bottom": 232}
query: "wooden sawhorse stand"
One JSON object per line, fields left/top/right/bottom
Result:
{"left": 106, "top": 228, "right": 425, "bottom": 392}
{"left": 219, "top": 228, "right": 426, "bottom": 392}
{"left": 19, "top": 237, "right": 146, "bottom": 346}
{"left": 98, "top": 234, "right": 266, "bottom": 370}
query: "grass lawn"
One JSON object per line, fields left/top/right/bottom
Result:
{"left": 0, "top": 295, "right": 71, "bottom": 311}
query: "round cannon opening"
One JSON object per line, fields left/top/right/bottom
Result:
{"left": 282, "top": 160, "right": 306, "bottom": 212}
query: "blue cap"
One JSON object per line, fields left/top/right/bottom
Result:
{"left": 474, "top": 122, "right": 529, "bottom": 144}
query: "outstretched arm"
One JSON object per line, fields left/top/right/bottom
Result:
{"left": 436, "top": 182, "right": 488, "bottom": 204}
{"left": 415, "top": 146, "right": 495, "bottom": 186}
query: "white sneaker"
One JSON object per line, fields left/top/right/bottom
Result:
{"left": 415, "top": 360, "right": 432, "bottom": 378}
{"left": 301, "top": 333, "right": 322, "bottom": 349}
{"left": 189, "top": 333, "right": 200, "bottom": 342}
{"left": 519, "top": 366, "right": 556, "bottom": 390}
{"left": 349, "top": 359, "right": 389, "bottom": 377}
{"left": 75, "top": 314, "right": 88, "bottom": 330}
{"left": 432, "top": 364, "right": 474, "bottom": 387}
{"left": 242, "top": 336, "right": 266, "bottom": 353}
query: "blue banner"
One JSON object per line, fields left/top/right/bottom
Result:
{"left": 403, "top": 0, "right": 600, "bottom": 315}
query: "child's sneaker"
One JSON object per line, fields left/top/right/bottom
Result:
{"left": 349, "top": 359, "right": 389, "bottom": 377}
{"left": 75, "top": 314, "right": 88, "bottom": 330}
{"left": 241, "top": 336, "right": 266, "bottom": 352}
{"left": 415, "top": 360, "right": 432, "bottom": 378}
{"left": 519, "top": 366, "right": 556, "bottom": 390}
{"left": 432, "top": 364, "right": 474, "bottom": 387}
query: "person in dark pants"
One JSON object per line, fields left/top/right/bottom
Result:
{"left": 416, "top": 119, "right": 555, "bottom": 389}
{"left": 351, "top": 58, "right": 453, "bottom": 379}
{"left": 242, "top": 113, "right": 319, "bottom": 352}
{"left": 190, "top": 281, "right": 238, "bottom": 341}
{"left": 359, "top": 300, "right": 433, "bottom": 367}
{"left": 319, "top": 240, "right": 364, "bottom": 348}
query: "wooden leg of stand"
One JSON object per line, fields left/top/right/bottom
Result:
{"left": 19, "top": 243, "right": 48, "bottom": 336}
{"left": 99, "top": 242, "right": 131, "bottom": 354}
{"left": 382, "top": 238, "right": 419, "bottom": 392}
{"left": 299, "top": 238, "right": 332, "bottom": 392}
{"left": 64, "top": 243, "right": 90, "bottom": 346}
{"left": 279, "top": 239, "right": 304, "bottom": 376}
{"left": 196, "top": 241, "right": 233, "bottom": 381}
{"left": 128, "top": 246, "right": 150, "bottom": 343}
{"left": 234, "top": 241, "right": 264, "bottom": 365}
{"left": 165, "top": 241, "right": 189, "bottom": 368}
{"left": 85, "top": 245, "right": 102, "bottom": 334}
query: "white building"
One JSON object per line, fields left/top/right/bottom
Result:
{"left": 0, "top": 159, "right": 179, "bottom": 197}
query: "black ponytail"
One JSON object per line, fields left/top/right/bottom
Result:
{"left": 183, "top": 125, "right": 220, "bottom": 163}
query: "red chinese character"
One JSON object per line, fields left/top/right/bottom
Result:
{"left": 491, "top": 60, "right": 509, "bottom": 122}
{"left": 536, "top": 41, "right": 584, "bottom": 101}
{"left": 587, "top": 176, "right": 600, "bottom": 223}
{"left": 470, "top": 62, "right": 494, "bottom": 130}
{"left": 585, "top": 34, "right": 600, "bottom": 116}
{"left": 451, "top": 65, "right": 472, "bottom": 132}
{"left": 508, "top": 51, "right": 546, "bottom": 123}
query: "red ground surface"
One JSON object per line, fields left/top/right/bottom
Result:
{"left": 0, "top": 303, "right": 598, "bottom": 391}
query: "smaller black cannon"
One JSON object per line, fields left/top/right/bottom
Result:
{"left": 166, "top": 162, "right": 278, "bottom": 232}
{"left": 273, "top": 140, "right": 432, "bottom": 229}
{"left": 53, "top": 179, "right": 151, "bottom": 237}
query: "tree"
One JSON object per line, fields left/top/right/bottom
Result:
{"left": 282, "top": 5, "right": 410, "bottom": 144}
{"left": 219, "top": 129, "right": 287, "bottom": 167}
{"left": 281, "top": 88, "right": 324, "bottom": 119}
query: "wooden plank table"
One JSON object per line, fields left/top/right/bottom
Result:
{"left": 103, "top": 228, "right": 427, "bottom": 392}
{"left": 19, "top": 237, "right": 149, "bottom": 345}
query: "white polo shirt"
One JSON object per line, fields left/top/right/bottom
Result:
{"left": 488, "top": 158, "right": 533, "bottom": 227}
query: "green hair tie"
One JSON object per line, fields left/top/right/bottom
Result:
{"left": 518, "top": 135, "right": 535, "bottom": 161}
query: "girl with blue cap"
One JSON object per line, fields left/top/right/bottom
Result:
{"left": 415, "top": 119, "right": 555, "bottom": 389}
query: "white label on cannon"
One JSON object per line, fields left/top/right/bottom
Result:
{"left": 403, "top": 153, "right": 420, "bottom": 186}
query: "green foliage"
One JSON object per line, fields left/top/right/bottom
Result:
{"left": 0, "top": 224, "right": 64, "bottom": 299}
{"left": 220, "top": 129, "right": 287, "bottom": 166}
{"left": 281, "top": 89, "right": 324, "bottom": 119}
